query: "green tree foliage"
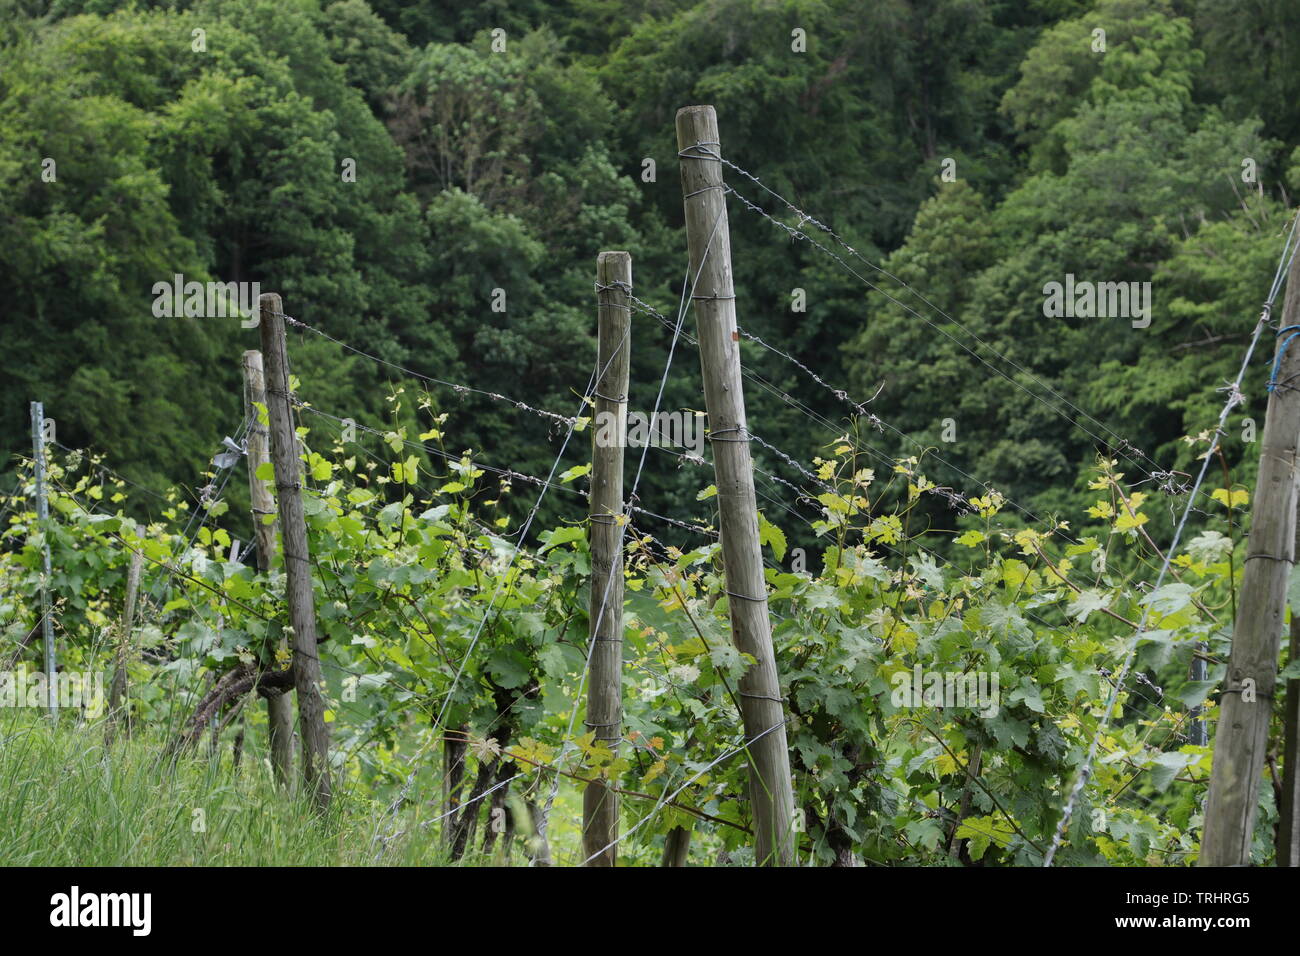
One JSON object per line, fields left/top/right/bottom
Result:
{"left": 845, "top": 0, "right": 1281, "bottom": 532}
{"left": 0, "top": 0, "right": 431, "bottom": 500}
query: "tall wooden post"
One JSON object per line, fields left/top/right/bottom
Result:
{"left": 1202, "top": 249, "right": 1300, "bottom": 865}
{"left": 243, "top": 349, "right": 295, "bottom": 786}
{"left": 30, "top": 401, "right": 56, "bottom": 719}
{"left": 258, "top": 293, "right": 332, "bottom": 810}
{"left": 107, "top": 549, "right": 143, "bottom": 737}
{"left": 583, "top": 251, "right": 631, "bottom": 866}
{"left": 1278, "top": 581, "right": 1300, "bottom": 866}
{"left": 1277, "top": 444, "right": 1300, "bottom": 866}
{"left": 676, "top": 105, "right": 795, "bottom": 865}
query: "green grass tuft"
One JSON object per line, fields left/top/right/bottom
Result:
{"left": 0, "top": 712, "right": 458, "bottom": 866}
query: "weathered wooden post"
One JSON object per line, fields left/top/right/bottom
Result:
{"left": 1202, "top": 246, "right": 1300, "bottom": 865}
{"left": 661, "top": 825, "right": 691, "bottom": 867}
{"left": 258, "top": 293, "right": 332, "bottom": 810}
{"left": 583, "top": 251, "right": 631, "bottom": 866}
{"left": 676, "top": 105, "right": 795, "bottom": 865}
{"left": 1279, "top": 542, "right": 1300, "bottom": 866}
{"left": 107, "top": 549, "right": 143, "bottom": 738}
{"left": 1278, "top": 428, "right": 1300, "bottom": 866}
{"left": 243, "top": 349, "right": 295, "bottom": 786}
{"left": 30, "top": 401, "right": 56, "bottom": 719}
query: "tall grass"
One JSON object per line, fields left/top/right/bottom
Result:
{"left": 0, "top": 712, "right": 458, "bottom": 866}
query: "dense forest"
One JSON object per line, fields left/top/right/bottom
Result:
{"left": 6, "top": 0, "right": 1299, "bottom": 537}
{"left": 3, "top": 0, "right": 1300, "bottom": 875}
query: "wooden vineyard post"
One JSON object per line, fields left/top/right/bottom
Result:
{"left": 243, "top": 349, "right": 295, "bottom": 787}
{"left": 106, "top": 549, "right": 143, "bottom": 739}
{"left": 258, "top": 293, "right": 332, "bottom": 810}
{"left": 661, "top": 825, "right": 691, "bottom": 867}
{"left": 1278, "top": 406, "right": 1300, "bottom": 866}
{"left": 583, "top": 251, "right": 631, "bottom": 866}
{"left": 1279, "top": 510, "right": 1300, "bottom": 866}
{"left": 30, "top": 401, "right": 56, "bottom": 719}
{"left": 1202, "top": 246, "right": 1300, "bottom": 865}
{"left": 676, "top": 105, "right": 795, "bottom": 865}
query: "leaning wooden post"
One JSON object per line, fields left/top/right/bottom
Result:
{"left": 30, "top": 401, "right": 56, "bottom": 720}
{"left": 258, "top": 293, "right": 332, "bottom": 810}
{"left": 1202, "top": 249, "right": 1300, "bottom": 865}
{"left": 676, "top": 105, "right": 795, "bottom": 866}
{"left": 1278, "top": 444, "right": 1300, "bottom": 866}
{"left": 107, "top": 549, "right": 143, "bottom": 737}
{"left": 243, "top": 349, "right": 295, "bottom": 787}
{"left": 582, "top": 251, "right": 631, "bottom": 866}
{"left": 1279, "top": 545, "right": 1300, "bottom": 866}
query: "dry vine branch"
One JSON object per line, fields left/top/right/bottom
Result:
{"left": 172, "top": 663, "right": 294, "bottom": 753}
